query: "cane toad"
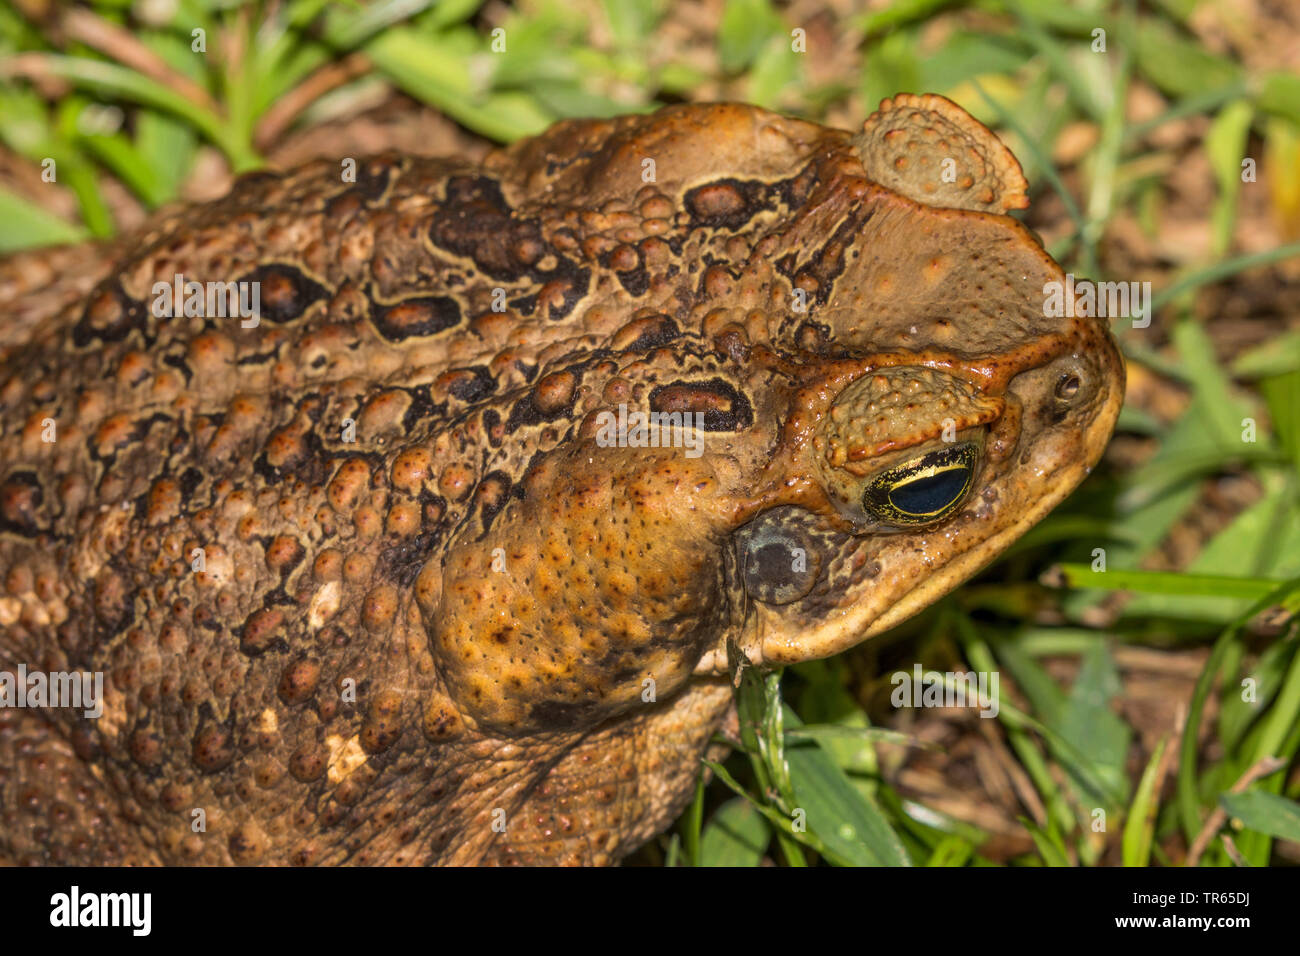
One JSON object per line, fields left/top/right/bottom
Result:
{"left": 0, "top": 95, "right": 1122, "bottom": 865}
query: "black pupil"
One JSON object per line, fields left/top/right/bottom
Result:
{"left": 889, "top": 468, "right": 969, "bottom": 516}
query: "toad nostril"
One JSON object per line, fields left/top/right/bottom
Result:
{"left": 1055, "top": 372, "right": 1082, "bottom": 401}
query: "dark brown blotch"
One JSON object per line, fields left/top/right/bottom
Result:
{"left": 649, "top": 378, "right": 754, "bottom": 431}
{"left": 72, "top": 280, "right": 146, "bottom": 348}
{"left": 370, "top": 294, "right": 462, "bottom": 342}
{"left": 684, "top": 178, "right": 771, "bottom": 230}
{"left": 240, "top": 607, "right": 287, "bottom": 656}
{"left": 239, "top": 263, "right": 328, "bottom": 324}
{"left": 0, "top": 471, "right": 44, "bottom": 535}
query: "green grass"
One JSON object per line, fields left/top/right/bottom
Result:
{"left": 3, "top": 0, "right": 1298, "bottom": 866}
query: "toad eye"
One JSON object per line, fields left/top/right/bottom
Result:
{"left": 861, "top": 442, "right": 980, "bottom": 526}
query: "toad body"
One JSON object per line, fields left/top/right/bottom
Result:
{"left": 0, "top": 95, "right": 1123, "bottom": 865}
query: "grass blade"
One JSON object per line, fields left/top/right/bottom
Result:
{"left": 1122, "top": 736, "right": 1169, "bottom": 866}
